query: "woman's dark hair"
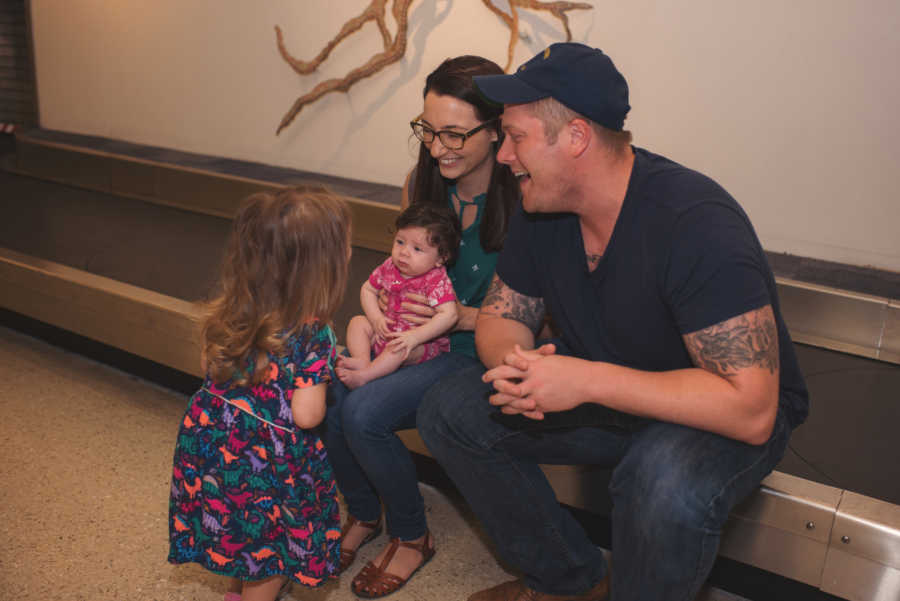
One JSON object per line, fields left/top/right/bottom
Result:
{"left": 410, "top": 55, "right": 518, "bottom": 253}
{"left": 395, "top": 203, "right": 462, "bottom": 265}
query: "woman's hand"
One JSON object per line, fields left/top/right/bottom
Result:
{"left": 379, "top": 289, "right": 479, "bottom": 333}
{"left": 370, "top": 313, "right": 393, "bottom": 342}
{"left": 393, "top": 291, "right": 437, "bottom": 326}
{"left": 376, "top": 288, "right": 391, "bottom": 314}
{"left": 454, "top": 303, "right": 479, "bottom": 332}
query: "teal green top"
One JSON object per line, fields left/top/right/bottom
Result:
{"left": 446, "top": 184, "right": 499, "bottom": 358}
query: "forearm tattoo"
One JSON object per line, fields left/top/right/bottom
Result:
{"left": 481, "top": 275, "right": 546, "bottom": 333}
{"left": 684, "top": 306, "right": 779, "bottom": 376}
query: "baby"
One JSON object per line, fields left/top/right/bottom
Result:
{"left": 336, "top": 203, "right": 461, "bottom": 389}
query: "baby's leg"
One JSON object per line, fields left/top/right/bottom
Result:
{"left": 342, "top": 315, "right": 375, "bottom": 370}
{"left": 338, "top": 346, "right": 407, "bottom": 389}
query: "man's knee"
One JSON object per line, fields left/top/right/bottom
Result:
{"left": 617, "top": 464, "right": 716, "bottom": 532}
{"left": 610, "top": 427, "right": 762, "bottom": 533}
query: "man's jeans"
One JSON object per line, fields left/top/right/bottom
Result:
{"left": 323, "top": 351, "right": 480, "bottom": 540}
{"left": 417, "top": 362, "right": 791, "bottom": 601}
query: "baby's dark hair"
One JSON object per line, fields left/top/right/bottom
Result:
{"left": 395, "top": 203, "right": 462, "bottom": 265}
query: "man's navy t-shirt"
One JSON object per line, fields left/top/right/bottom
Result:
{"left": 496, "top": 147, "right": 809, "bottom": 428}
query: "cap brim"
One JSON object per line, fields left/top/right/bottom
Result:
{"left": 473, "top": 73, "right": 548, "bottom": 105}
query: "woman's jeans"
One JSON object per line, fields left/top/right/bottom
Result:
{"left": 323, "top": 351, "right": 479, "bottom": 541}
{"left": 417, "top": 362, "right": 792, "bottom": 601}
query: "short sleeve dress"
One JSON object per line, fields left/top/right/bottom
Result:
{"left": 168, "top": 323, "right": 340, "bottom": 587}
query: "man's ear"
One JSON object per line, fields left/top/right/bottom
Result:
{"left": 567, "top": 118, "right": 591, "bottom": 157}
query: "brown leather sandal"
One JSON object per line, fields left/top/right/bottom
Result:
{"left": 350, "top": 531, "right": 435, "bottom": 598}
{"left": 338, "top": 514, "right": 382, "bottom": 574}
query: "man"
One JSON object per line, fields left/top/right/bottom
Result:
{"left": 417, "top": 43, "right": 808, "bottom": 601}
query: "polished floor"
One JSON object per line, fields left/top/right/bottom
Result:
{"left": 0, "top": 325, "right": 755, "bottom": 601}
{"left": 0, "top": 324, "right": 516, "bottom": 601}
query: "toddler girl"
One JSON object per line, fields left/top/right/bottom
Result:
{"left": 336, "top": 203, "right": 461, "bottom": 389}
{"left": 168, "top": 187, "right": 352, "bottom": 601}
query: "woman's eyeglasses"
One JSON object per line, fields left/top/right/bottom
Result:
{"left": 410, "top": 119, "right": 496, "bottom": 150}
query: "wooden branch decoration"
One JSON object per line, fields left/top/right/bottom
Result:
{"left": 274, "top": 0, "right": 592, "bottom": 134}
{"left": 481, "top": 0, "right": 593, "bottom": 72}
{"left": 275, "top": 0, "right": 414, "bottom": 135}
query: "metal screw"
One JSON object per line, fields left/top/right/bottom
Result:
{"left": 841, "top": 535, "right": 851, "bottom": 544}
{"left": 805, "top": 521, "right": 815, "bottom": 530}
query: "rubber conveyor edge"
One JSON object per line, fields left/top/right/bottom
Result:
{"left": 2, "top": 132, "right": 899, "bottom": 601}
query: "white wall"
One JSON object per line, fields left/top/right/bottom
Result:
{"left": 30, "top": 0, "right": 900, "bottom": 272}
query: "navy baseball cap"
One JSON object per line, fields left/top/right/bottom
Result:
{"left": 474, "top": 43, "right": 630, "bottom": 131}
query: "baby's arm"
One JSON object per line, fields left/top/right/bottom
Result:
{"left": 360, "top": 280, "right": 392, "bottom": 340}
{"left": 291, "top": 383, "right": 327, "bottom": 429}
{"left": 385, "top": 301, "right": 458, "bottom": 359}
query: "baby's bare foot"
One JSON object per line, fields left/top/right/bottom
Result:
{"left": 336, "top": 366, "right": 375, "bottom": 390}
{"left": 337, "top": 355, "right": 369, "bottom": 371}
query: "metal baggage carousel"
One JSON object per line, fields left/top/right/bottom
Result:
{"left": 2, "top": 130, "right": 898, "bottom": 601}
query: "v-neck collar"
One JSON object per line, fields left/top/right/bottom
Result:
{"left": 449, "top": 184, "right": 487, "bottom": 233}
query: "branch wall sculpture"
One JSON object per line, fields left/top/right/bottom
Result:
{"left": 481, "top": 0, "right": 593, "bottom": 72}
{"left": 275, "top": 0, "right": 593, "bottom": 134}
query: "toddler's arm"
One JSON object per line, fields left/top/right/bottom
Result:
{"left": 291, "top": 383, "right": 327, "bottom": 429}
{"left": 360, "top": 280, "right": 392, "bottom": 340}
{"left": 385, "top": 301, "right": 458, "bottom": 359}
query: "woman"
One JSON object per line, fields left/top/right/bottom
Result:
{"left": 324, "top": 55, "right": 518, "bottom": 598}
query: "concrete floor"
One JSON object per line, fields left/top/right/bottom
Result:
{"left": 0, "top": 325, "right": 749, "bottom": 601}
{"left": 0, "top": 325, "right": 518, "bottom": 601}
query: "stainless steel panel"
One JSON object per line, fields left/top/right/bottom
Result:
{"left": 719, "top": 516, "right": 828, "bottom": 586}
{"left": 729, "top": 471, "right": 842, "bottom": 543}
{"left": 776, "top": 278, "right": 888, "bottom": 359}
{"left": 881, "top": 301, "right": 900, "bottom": 364}
{"left": 821, "top": 547, "right": 900, "bottom": 601}
{"left": 819, "top": 491, "right": 900, "bottom": 601}
{"left": 718, "top": 471, "right": 842, "bottom": 586}
{"left": 831, "top": 491, "right": 900, "bottom": 570}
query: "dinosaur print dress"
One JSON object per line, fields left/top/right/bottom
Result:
{"left": 168, "top": 323, "right": 340, "bottom": 587}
